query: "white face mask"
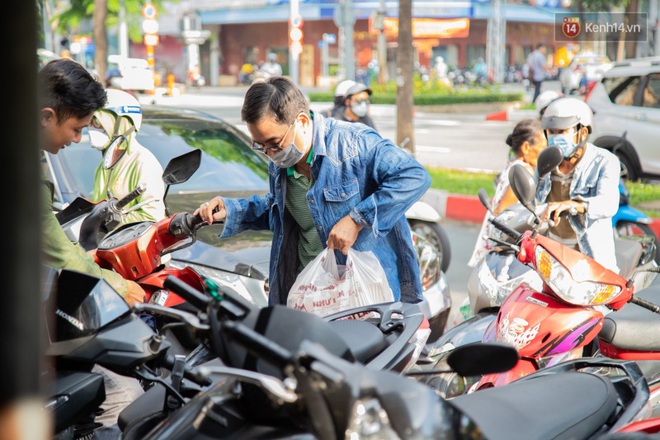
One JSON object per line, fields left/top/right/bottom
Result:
{"left": 89, "top": 127, "right": 111, "bottom": 151}
{"left": 351, "top": 101, "right": 368, "bottom": 118}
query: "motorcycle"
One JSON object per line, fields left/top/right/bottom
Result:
{"left": 406, "top": 199, "right": 452, "bottom": 272}
{"left": 119, "top": 272, "right": 653, "bottom": 440}
{"left": 420, "top": 146, "right": 660, "bottom": 397}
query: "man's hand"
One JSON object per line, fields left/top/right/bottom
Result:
{"left": 542, "top": 200, "right": 585, "bottom": 225}
{"left": 327, "top": 215, "right": 364, "bottom": 255}
{"left": 194, "top": 196, "right": 227, "bottom": 224}
{"left": 125, "top": 280, "right": 146, "bottom": 308}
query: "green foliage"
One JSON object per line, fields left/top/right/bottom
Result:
{"left": 308, "top": 89, "right": 524, "bottom": 106}
{"left": 52, "top": 0, "right": 173, "bottom": 43}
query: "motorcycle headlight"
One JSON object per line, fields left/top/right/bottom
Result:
{"left": 168, "top": 260, "right": 268, "bottom": 307}
{"left": 534, "top": 246, "right": 622, "bottom": 306}
{"left": 345, "top": 398, "right": 401, "bottom": 440}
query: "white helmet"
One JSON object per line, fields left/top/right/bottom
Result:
{"left": 334, "top": 80, "right": 357, "bottom": 98}
{"left": 541, "top": 97, "right": 593, "bottom": 133}
{"left": 535, "top": 90, "right": 563, "bottom": 115}
{"left": 104, "top": 88, "right": 142, "bottom": 131}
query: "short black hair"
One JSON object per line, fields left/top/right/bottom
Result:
{"left": 241, "top": 76, "right": 309, "bottom": 125}
{"left": 38, "top": 58, "right": 107, "bottom": 122}
{"left": 536, "top": 43, "right": 545, "bottom": 49}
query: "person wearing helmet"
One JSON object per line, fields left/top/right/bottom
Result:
{"left": 537, "top": 97, "right": 620, "bottom": 273}
{"left": 88, "top": 89, "right": 166, "bottom": 224}
{"left": 534, "top": 90, "right": 563, "bottom": 117}
{"left": 319, "top": 79, "right": 356, "bottom": 117}
{"left": 331, "top": 82, "right": 377, "bottom": 130}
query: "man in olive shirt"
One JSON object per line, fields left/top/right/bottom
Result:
{"left": 39, "top": 59, "right": 145, "bottom": 306}
{"left": 39, "top": 59, "right": 145, "bottom": 439}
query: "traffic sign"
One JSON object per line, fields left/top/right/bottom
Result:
{"left": 142, "top": 18, "right": 159, "bottom": 34}
{"left": 323, "top": 33, "right": 336, "bottom": 44}
{"left": 290, "top": 14, "right": 303, "bottom": 28}
{"left": 142, "top": 3, "right": 157, "bottom": 19}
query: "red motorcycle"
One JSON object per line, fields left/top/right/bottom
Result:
{"left": 470, "top": 146, "right": 660, "bottom": 392}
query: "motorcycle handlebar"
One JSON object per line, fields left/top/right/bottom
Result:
{"left": 112, "top": 184, "right": 147, "bottom": 211}
{"left": 489, "top": 217, "right": 523, "bottom": 242}
{"left": 163, "top": 275, "right": 211, "bottom": 310}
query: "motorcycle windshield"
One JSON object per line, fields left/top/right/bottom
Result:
{"left": 43, "top": 268, "right": 132, "bottom": 342}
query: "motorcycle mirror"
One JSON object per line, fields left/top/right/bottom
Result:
{"left": 508, "top": 163, "right": 536, "bottom": 212}
{"left": 162, "top": 149, "right": 202, "bottom": 185}
{"left": 477, "top": 188, "right": 492, "bottom": 212}
{"left": 537, "top": 146, "right": 563, "bottom": 179}
{"left": 447, "top": 342, "right": 519, "bottom": 376}
{"left": 102, "top": 136, "right": 128, "bottom": 170}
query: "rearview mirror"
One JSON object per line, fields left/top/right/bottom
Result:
{"left": 477, "top": 188, "right": 492, "bottom": 213}
{"left": 102, "top": 136, "right": 128, "bottom": 170}
{"left": 508, "top": 163, "right": 536, "bottom": 212}
{"left": 162, "top": 149, "right": 202, "bottom": 185}
{"left": 447, "top": 342, "right": 519, "bottom": 376}
{"left": 537, "top": 146, "right": 563, "bottom": 179}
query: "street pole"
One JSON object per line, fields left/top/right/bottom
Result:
{"left": 343, "top": 0, "right": 355, "bottom": 81}
{"left": 396, "top": 0, "right": 414, "bottom": 154}
{"left": 377, "top": 0, "right": 387, "bottom": 83}
{"left": 119, "top": 0, "right": 129, "bottom": 57}
{"left": 322, "top": 34, "right": 329, "bottom": 77}
{"left": 486, "top": 0, "right": 505, "bottom": 83}
{"left": 289, "top": 0, "right": 300, "bottom": 85}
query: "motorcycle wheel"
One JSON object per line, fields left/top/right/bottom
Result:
{"left": 409, "top": 220, "right": 452, "bottom": 272}
{"left": 615, "top": 220, "right": 660, "bottom": 265}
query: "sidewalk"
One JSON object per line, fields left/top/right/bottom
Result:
{"left": 423, "top": 188, "right": 660, "bottom": 238}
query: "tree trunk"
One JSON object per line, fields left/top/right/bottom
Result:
{"left": 93, "top": 0, "right": 108, "bottom": 84}
{"left": 624, "top": 0, "right": 640, "bottom": 59}
{"left": 396, "top": 0, "right": 414, "bottom": 155}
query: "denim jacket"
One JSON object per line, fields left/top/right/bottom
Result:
{"left": 220, "top": 113, "right": 431, "bottom": 305}
{"left": 536, "top": 142, "right": 620, "bottom": 272}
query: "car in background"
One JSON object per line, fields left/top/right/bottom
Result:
{"left": 43, "top": 106, "right": 450, "bottom": 335}
{"left": 559, "top": 52, "right": 612, "bottom": 95}
{"left": 586, "top": 56, "right": 660, "bottom": 181}
{"left": 107, "top": 54, "right": 155, "bottom": 93}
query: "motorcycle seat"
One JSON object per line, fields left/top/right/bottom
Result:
{"left": 328, "top": 319, "right": 390, "bottom": 364}
{"left": 451, "top": 372, "right": 618, "bottom": 440}
{"left": 600, "top": 284, "right": 660, "bottom": 351}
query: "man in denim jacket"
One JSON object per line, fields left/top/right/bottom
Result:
{"left": 196, "top": 76, "right": 431, "bottom": 305}
{"left": 537, "top": 97, "right": 620, "bottom": 273}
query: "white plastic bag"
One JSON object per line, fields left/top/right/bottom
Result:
{"left": 287, "top": 248, "right": 394, "bottom": 317}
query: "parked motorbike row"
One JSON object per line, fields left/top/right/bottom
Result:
{"left": 46, "top": 143, "right": 660, "bottom": 438}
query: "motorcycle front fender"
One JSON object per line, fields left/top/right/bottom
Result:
{"left": 613, "top": 205, "right": 652, "bottom": 226}
{"left": 405, "top": 200, "right": 442, "bottom": 223}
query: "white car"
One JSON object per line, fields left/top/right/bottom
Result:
{"left": 560, "top": 52, "right": 612, "bottom": 95}
{"left": 586, "top": 56, "right": 660, "bottom": 181}
{"left": 107, "top": 55, "right": 155, "bottom": 92}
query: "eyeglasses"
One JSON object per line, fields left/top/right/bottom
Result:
{"left": 354, "top": 98, "right": 370, "bottom": 105}
{"left": 251, "top": 117, "right": 298, "bottom": 154}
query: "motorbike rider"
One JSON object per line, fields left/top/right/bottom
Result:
{"left": 89, "top": 88, "right": 166, "bottom": 224}
{"left": 196, "top": 76, "right": 431, "bottom": 306}
{"left": 329, "top": 82, "right": 377, "bottom": 130}
{"left": 39, "top": 59, "right": 145, "bottom": 439}
{"left": 320, "top": 79, "right": 357, "bottom": 118}
{"left": 537, "top": 96, "right": 620, "bottom": 273}
{"left": 468, "top": 118, "right": 547, "bottom": 268}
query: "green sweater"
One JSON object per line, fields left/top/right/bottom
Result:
{"left": 41, "top": 181, "right": 129, "bottom": 298}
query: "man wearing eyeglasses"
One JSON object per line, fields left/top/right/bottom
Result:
{"left": 329, "top": 82, "right": 377, "bottom": 130}
{"left": 196, "top": 76, "right": 430, "bottom": 306}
